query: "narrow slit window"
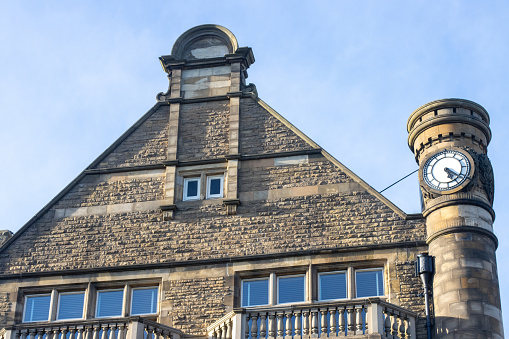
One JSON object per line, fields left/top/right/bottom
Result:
{"left": 183, "top": 178, "right": 200, "bottom": 201}
{"left": 57, "top": 292, "right": 85, "bottom": 320}
{"left": 206, "top": 175, "right": 223, "bottom": 199}
{"left": 131, "top": 287, "right": 158, "bottom": 315}
{"left": 355, "top": 269, "right": 384, "bottom": 298}
{"left": 23, "top": 295, "right": 51, "bottom": 322}
{"left": 96, "top": 289, "right": 124, "bottom": 318}
{"left": 242, "top": 278, "right": 269, "bottom": 307}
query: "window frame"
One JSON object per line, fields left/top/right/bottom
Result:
{"left": 183, "top": 177, "right": 201, "bottom": 201}
{"left": 276, "top": 274, "right": 306, "bottom": 305}
{"left": 354, "top": 268, "right": 384, "bottom": 298}
{"left": 241, "top": 277, "right": 270, "bottom": 307}
{"left": 130, "top": 286, "right": 159, "bottom": 316}
{"left": 206, "top": 175, "right": 224, "bottom": 199}
{"left": 56, "top": 291, "right": 86, "bottom": 321}
{"left": 317, "top": 270, "right": 348, "bottom": 302}
{"left": 95, "top": 288, "right": 125, "bottom": 319}
{"left": 23, "top": 293, "right": 52, "bottom": 323}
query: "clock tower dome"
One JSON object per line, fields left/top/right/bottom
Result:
{"left": 407, "top": 99, "right": 502, "bottom": 338}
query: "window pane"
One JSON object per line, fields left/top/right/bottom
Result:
{"left": 356, "top": 270, "right": 384, "bottom": 298}
{"left": 278, "top": 275, "right": 305, "bottom": 304}
{"left": 209, "top": 178, "right": 221, "bottom": 195}
{"left": 131, "top": 288, "right": 158, "bottom": 315}
{"left": 97, "top": 290, "right": 124, "bottom": 317}
{"left": 242, "top": 279, "right": 269, "bottom": 307}
{"left": 58, "top": 293, "right": 84, "bottom": 320}
{"left": 187, "top": 180, "right": 198, "bottom": 197}
{"left": 24, "top": 295, "right": 51, "bottom": 322}
{"left": 319, "top": 272, "right": 346, "bottom": 300}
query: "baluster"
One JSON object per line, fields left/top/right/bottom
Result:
{"left": 364, "top": 306, "right": 368, "bottom": 332}
{"left": 268, "top": 313, "right": 276, "bottom": 339}
{"left": 244, "top": 315, "right": 250, "bottom": 339}
{"left": 398, "top": 316, "right": 406, "bottom": 339}
{"left": 405, "top": 317, "right": 411, "bottom": 339}
{"left": 92, "top": 326, "right": 100, "bottom": 339}
{"left": 294, "top": 310, "right": 302, "bottom": 339}
{"left": 61, "top": 327, "right": 69, "bottom": 339}
{"left": 251, "top": 314, "right": 259, "bottom": 339}
{"left": 302, "top": 310, "right": 310, "bottom": 337}
{"left": 221, "top": 324, "right": 227, "bottom": 339}
{"left": 212, "top": 328, "right": 217, "bottom": 339}
{"left": 338, "top": 307, "right": 345, "bottom": 336}
{"left": 285, "top": 311, "right": 293, "bottom": 339}
{"left": 329, "top": 308, "right": 337, "bottom": 337}
{"left": 45, "top": 328, "right": 53, "bottom": 339}
{"left": 29, "top": 329, "right": 37, "bottom": 339}
{"left": 320, "top": 309, "right": 328, "bottom": 335}
{"left": 226, "top": 319, "right": 233, "bottom": 339}
{"left": 20, "top": 330, "right": 28, "bottom": 339}
{"left": 355, "top": 306, "right": 363, "bottom": 334}
{"left": 310, "top": 309, "right": 318, "bottom": 337}
{"left": 346, "top": 307, "right": 355, "bottom": 334}
{"left": 259, "top": 313, "right": 267, "bottom": 338}
{"left": 276, "top": 313, "right": 284, "bottom": 338}
{"left": 101, "top": 324, "right": 109, "bottom": 339}
{"left": 391, "top": 312, "right": 398, "bottom": 338}
{"left": 35, "top": 329, "right": 43, "bottom": 339}
{"left": 383, "top": 309, "right": 391, "bottom": 338}
{"left": 117, "top": 325, "right": 125, "bottom": 339}
{"left": 217, "top": 327, "right": 222, "bottom": 339}
{"left": 69, "top": 328, "right": 76, "bottom": 339}
{"left": 109, "top": 325, "right": 118, "bottom": 339}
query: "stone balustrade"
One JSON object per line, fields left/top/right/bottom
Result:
{"left": 207, "top": 298, "right": 416, "bottom": 339}
{"left": 1, "top": 317, "right": 183, "bottom": 339}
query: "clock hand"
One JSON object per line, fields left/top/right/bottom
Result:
{"left": 444, "top": 167, "right": 461, "bottom": 179}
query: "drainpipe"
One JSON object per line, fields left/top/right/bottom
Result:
{"left": 415, "top": 253, "right": 434, "bottom": 339}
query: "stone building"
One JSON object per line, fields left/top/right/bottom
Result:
{"left": 0, "top": 25, "right": 502, "bottom": 339}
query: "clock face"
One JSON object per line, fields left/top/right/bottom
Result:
{"left": 422, "top": 150, "right": 471, "bottom": 191}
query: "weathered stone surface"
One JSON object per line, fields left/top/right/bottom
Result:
{"left": 178, "top": 101, "right": 230, "bottom": 161}
{"left": 239, "top": 99, "right": 314, "bottom": 155}
{"left": 93, "top": 106, "right": 170, "bottom": 169}
{"left": 165, "top": 277, "right": 232, "bottom": 335}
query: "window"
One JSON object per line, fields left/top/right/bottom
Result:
{"left": 57, "top": 292, "right": 85, "bottom": 320}
{"left": 23, "top": 294, "right": 51, "bottom": 322}
{"left": 356, "top": 269, "right": 384, "bottom": 298}
{"left": 131, "top": 287, "right": 158, "bottom": 315}
{"left": 183, "top": 177, "right": 200, "bottom": 201}
{"left": 318, "top": 271, "right": 347, "bottom": 301}
{"left": 206, "top": 175, "right": 224, "bottom": 199}
{"left": 278, "top": 275, "right": 305, "bottom": 304}
{"left": 96, "top": 289, "right": 124, "bottom": 318}
{"left": 240, "top": 266, "right": 384, "bottom": 307}
{"left": 22, "top": 284, "right": 159, "bottom": 322}
{"left": 242, "top": 278, "right": 269, "bottom": 307}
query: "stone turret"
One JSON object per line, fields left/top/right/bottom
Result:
{"left": 407, "top": 99, "right": 502, "bottom": 338}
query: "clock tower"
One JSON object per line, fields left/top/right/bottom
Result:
{"left": 407, "top": 99, "right": 502, "bottom": 338}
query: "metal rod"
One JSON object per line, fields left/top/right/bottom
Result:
{"left": 379, "top": 169, "right": 418, "bottom": 193}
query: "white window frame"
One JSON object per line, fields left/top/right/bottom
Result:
{"left": 95, "top": 288, "right": 125, "bottom": 319}
{"left": 130, "top": 286, "right": 159, "bottom": 316}
{"left": 277, "top": 274, "right": 306, "bottom": 305}
{"left": 206, "top": 175, "right": 224, "bottom": 199}
{"left": 354, "top": 268, "right": 384, "bottom": 298}
{"left": 318, "top": 270, "right": 348, "bottom": 301}
{"left": 183, "top": 177, "right": 201, "bottom": 201}
{"left": 23, "top": 294, "right": 51, "bottom": 323}
{"left": 241, "top": 277, "right": 270, "bottom": 307}
{"left": 56, "top": 291, "right": 85, "bottom": 321}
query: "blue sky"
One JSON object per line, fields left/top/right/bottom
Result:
{"left": 1, "top": 0, "right": 509, "bottom": 334}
